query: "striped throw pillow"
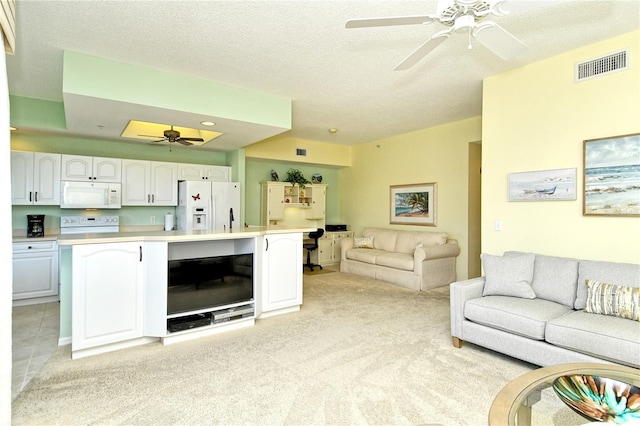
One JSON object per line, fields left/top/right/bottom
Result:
{"left": 584, "top": 280, "right": 640, "bottom": 322}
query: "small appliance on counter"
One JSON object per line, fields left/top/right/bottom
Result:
{"left": 27, "top": 215, "right": 45, "bottom": 238}
{"left": 325, "top": 224, "right": 347, "bottom": 232}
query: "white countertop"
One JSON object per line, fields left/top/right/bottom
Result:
{"left": 55, "top": 226, "right": 315, "bottom": 246}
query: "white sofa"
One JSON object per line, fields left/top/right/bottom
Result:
{"left": 340, "top": 227, "right": 460, "bottom": 291}
{"left": 450, "top": 251, "right": 640, "bottom": 368}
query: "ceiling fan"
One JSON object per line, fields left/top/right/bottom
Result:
{"left": 139, "top": 125, "right": 204, "bottom": 146}
{"left": 346, "top": 0, "right": 532, "bottom": 70}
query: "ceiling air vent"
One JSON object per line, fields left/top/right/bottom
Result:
{"left": 296, "top": 148, "right": 307, "bottom": 157}
{"left": 575, "top": 49, "right": 629, "bottom": 83}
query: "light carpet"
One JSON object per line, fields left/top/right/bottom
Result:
{"left": 12, "top": 271, "right": 581, "bottom": 425}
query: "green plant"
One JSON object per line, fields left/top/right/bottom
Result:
{"left": 284, "top": 168, "right": 309, "bottom": 188}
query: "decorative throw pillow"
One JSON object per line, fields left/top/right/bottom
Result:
{"left": 584, "top": 280, "right": 640, "bottom": 321}
{"left": 353, "top": 236, "right": 374, "bottom": 249}
{"left": 481, "top": 253, "right": 536, "bottom": 299}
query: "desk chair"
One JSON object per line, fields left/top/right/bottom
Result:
{"left": 303, "top": 228, "right": 324, "bottom": 272}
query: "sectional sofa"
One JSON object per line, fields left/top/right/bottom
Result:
{"left": 450, "top": 251, "right": 640, "bottom": 368}
{"left": 340, "top": 227, "right": 460, "bottom": 291}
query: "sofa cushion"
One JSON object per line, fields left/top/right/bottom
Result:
{"left": 363, "top": 228, "right": 397, "bottom": 252}
{"left": 465, "top": 296, "right": 573, "bottom": 340}
{"left": 345, "top": 248, "right": 386, "bottom": 264}
{"left": 375, "top": 252, "right": 414, "bottom": 271}
{"left": 532, "top": 255, "right": 579, "bottom": 308}
{"left": 395, "top": 231, "right": 448, "bottom": 254}
{"left": 353, "top": 236, "right": 374, "bottom": 249}
{"left": 584, "top": 280, "right": 640, "bottom": 321}
{"left": 504, "top": 252, "right": 579, "bottom": 307}
{"left": 576, "top": 260, "right": 640, "bottom": 309}
{"left": 481, "top": 253, "right": 536, "bottom": 299}
{"left": 546, "top": 310, "right": 640, "bottom": 367}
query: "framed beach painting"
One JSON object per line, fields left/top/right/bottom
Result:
{"left": 583, "top": 133, "right": 640, "bottom": 216}
{"left": 390, "top": 183, "right": 437, "bottom": 226}
{"left": 508, "top": 168, "right": 577, "bottom": 201}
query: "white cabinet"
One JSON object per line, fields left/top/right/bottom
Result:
{"left": 261, "top": 182, "right": 286, "bottom": 223}
{"left": 10, "top": 151, "right": 61, "bottom": 205}
{"left": 12, "top": 241, "right": 59, "bottom": 305}
{"left": 61, "top": 154, "right": 121, "bottom": 182}
{"left": 177, "top": 163, "right": 231, "bottom": 182}
{"left": 306, "top": 185, "right": 326, "bottom": 219}
{"left": 72, "top": 242, "right": 144, "bottom": 353}
{"left": 259, "top": 233, "right": 303, "bottom": 317}
{"left": 122, "top": 159, "right": 178, "bottom": 206}
{"left": 260, "top": 182, "right": 326, "bottom": 225}
{"left": 314, "top": 231, "right": 354, "bottom": 265}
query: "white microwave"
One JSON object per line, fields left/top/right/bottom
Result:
{"left": 60, "top": 181, "right": 121, "bottom": 209}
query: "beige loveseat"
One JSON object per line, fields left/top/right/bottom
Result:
{"left": 340, "top": 227, "right": 460, "bottom": 291}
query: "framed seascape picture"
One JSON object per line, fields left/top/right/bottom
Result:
{"left": 584, "top": 133, "right": 640, "bottom": 216}
{"left": 508, "top": 168, "right": 577, "bottom": 201}
{"left": 390, "top": 183, "right": 437, "bottom": 226}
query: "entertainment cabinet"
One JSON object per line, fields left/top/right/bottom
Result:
{"left": 59, "top": 227, "right": 308, "bottom": 359}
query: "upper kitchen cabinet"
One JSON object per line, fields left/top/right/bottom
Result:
{"left": 177, "top": 163, "right": 231, "bottom": 182}
{"left": 122, "top": 160, "right": 178, "bottom": 206}
{"left": 11, "top": 151, "right": 61, "bottom": 205}
{"left": 61, "top": 155, "right": 122, "bottom": 183}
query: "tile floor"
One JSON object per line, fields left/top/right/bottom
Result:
{"left": 12, "top": 302, "right": 60, "bottom": 400}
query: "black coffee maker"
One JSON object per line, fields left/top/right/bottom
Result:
{"left": 27, "top": 215, "right": 45, "bottom": 238}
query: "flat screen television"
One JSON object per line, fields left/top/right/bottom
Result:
{"left": 167, "top": 253, "right": 253, "bottom": 315}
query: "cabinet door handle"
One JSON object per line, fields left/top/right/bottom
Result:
{"left": 152, "top": 194, "right": 155, "bottom": 203}
{"left": 34, "top": 192, "right": 38, "bottom": 202}
{"left": 265, "top": 239, "right": 269, "bottom": 251}
{"left": 139, "top": 246, "right": 142, "bottom": 262}
{"left": 147, "top": 194, "right": 150, "bottom": 203}
{"left": 29, "top": 191, "right": 32, "bottom": 202}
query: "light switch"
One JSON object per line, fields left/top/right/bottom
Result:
{"left": 494, "top": 220, "right": 502, "bottom": 231}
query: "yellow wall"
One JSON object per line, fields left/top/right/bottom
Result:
{"left": 339, "top": 116, "right": 482, "bottom": 280}
{"left": 482, "top": 30, "right": 640, "bottom": 263}
{"left": 246, "top": 134, "right": 351, "bottom": 166}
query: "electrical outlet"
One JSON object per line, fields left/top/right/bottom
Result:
{"left": 150, "top": 216, "right": 156, "bottom": 224}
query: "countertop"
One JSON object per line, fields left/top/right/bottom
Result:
{"left": 55, "top": 226, "right": 315, "bottom": 246}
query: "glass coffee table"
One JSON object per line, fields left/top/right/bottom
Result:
{"left": 489, "top": 363, "right": 640, "bottom": 426}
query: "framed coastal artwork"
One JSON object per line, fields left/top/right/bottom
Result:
{"left": 583, "top": 133, "right": 640, "bottom": 216}
{"left": 390, "top": 183, "right": 437, "bottom": 226}
{"left": 508, "top": 168, "right": 577, "bottom": 202}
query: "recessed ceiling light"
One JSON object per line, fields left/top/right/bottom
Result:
{"left": 10, "top": 126, "right": 17, "bottom": 131}
{"left": 329, "top": 128, "right": 337, "bottom": 133}
{"left": 201, "top": 121, "right": 216, "bottom": 126}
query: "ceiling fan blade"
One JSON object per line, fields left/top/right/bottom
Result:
{"left": 176, "top": 139, "right": 193, "bottom": 146}
{"left": 493, "top": 0, "right": 571, "bottom": 16}
{"left": 346, "top": 15, "right": 437, "bottom": 28}
{"left": 150, "top": 138, "right": 166, "bottom": 143}
{"left": 179, "top": 137, "right": 205, "bottom": 142}
{"left": 394, "top": 30, "right": 451, "bottom": 71}
{"left": 473, "top": 21, "right": 526, "bottom": 60}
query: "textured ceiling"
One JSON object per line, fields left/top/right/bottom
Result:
{"left": 6, "top": 0, "right": 640, "bottom": 150}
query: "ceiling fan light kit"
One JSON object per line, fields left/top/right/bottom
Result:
{"left": 346, "top": 0, "right": 532, "bottom": 70}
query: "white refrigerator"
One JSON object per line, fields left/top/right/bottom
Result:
{"left": 177, "top": 181, "right": 241, "bottom": 231}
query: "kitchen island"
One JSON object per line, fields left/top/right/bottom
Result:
{"left": 58, "top": 226, "right": 313, "bottom": 359}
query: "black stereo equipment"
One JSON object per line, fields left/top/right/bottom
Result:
{"left": 325, "top": 224, "right": 347, "bottom": 232}
{"left": 167, "top": 313, "right": 212, "bottom": 333}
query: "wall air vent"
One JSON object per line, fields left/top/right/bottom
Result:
{"left": 575, "top": 49, "right": 629, "bottom": 82}
{"left": 296, "top": 148, "right": 307, "bottom": 157}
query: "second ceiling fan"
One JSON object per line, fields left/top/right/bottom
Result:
{"left": 346, "top": 0, "right": 539, "bottom": 70}
{"left": 140, "top": 125, "right": 205, "bottom": 146}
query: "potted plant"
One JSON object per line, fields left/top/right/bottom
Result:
{"left": 284, "top": 168, "right": 309, "bottom": 189}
